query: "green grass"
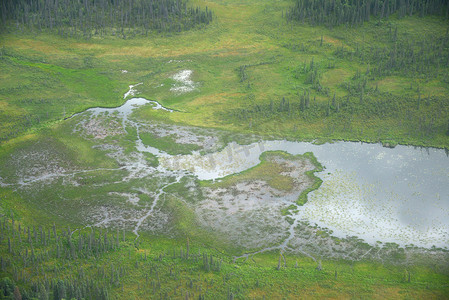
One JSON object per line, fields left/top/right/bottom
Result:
{"left": 140, "top": 132, "right": 200, "bottom": 155}
{"left": 296, "top": 152, "right": 323, "bottom": 206}
{"left": 0, "top": 46, "right": 126, "bottom": 142}
{"left": 1, "top": 0, "right": 447, "bottom": 148}
{"left": 201, "top": 151, "right": 293, "bottom": 191}
{"left": 201, "top": 151, "right": 322, "bottom": 197}
{"left": 1, "top": 0, "right": 449, "bottom": 298}
{"left": 0, "top": 212, "right": 448, "bottom": 299}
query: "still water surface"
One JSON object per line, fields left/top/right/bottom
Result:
{"left": 160, "top": 127, "right": 449, "bottom": 248}
{"left": 87, "top": 97, "right": 449, "bottom": 248}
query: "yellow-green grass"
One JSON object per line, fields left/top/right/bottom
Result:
{"left": 140, "top": 132, "right": 201, "bottom": 155}
{"left": 200, "top": 151, "right": 323, "bottom": 203}
{"left": 1, "top": 206, "right": 448, "bottom": 299}
{"left": 0, "top": 1, "right": 448, "bottom": 297}
{"left": 0, "top": 0, "right": 447, "bottom": 148}
{"left": 202, "top": 151, "right": 297, "bottom": 192}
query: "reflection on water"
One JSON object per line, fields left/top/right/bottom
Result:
{"left": 74, "top": 98, "right": 449, "bottom": 249}
{"left": 156, "top": 140, "right": 449, "bottom": 248}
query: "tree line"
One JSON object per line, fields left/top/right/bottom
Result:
{"left": 334, "top": 27, "right": 449, "bottom": 79}
{"left": 226, "top": 57, "right": 448, "bottom": 142}
{"left": 0, "top": 0, "right": 213, "bottom": 38}
{"left": 286, "top": 0, "right": 449, "bottom": 27}
{"left": 0, "top": 213, "right": 232, "bottom": 299}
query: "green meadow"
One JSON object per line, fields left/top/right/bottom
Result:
{"left": 1, "top": 0, "right": 448, "bottom": 147}
{"left": 0, "top": 0, "right": 448, "bottom": 298}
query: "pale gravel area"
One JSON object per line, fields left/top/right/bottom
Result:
{"left": 195, "top": 154, "right": 316, "bottom": 249}
{"left": 124, "top": 83, "right": 143, "bottom": 99}
{"left": 170, "top": 70, "right": 197, "bottom": 94}
{"left": 74, "top": 114, "right": 124, "bottom": 140}
{"left": 139, "top": 122, "right": 223, "bottom": 152}
{"left": 5, "top": 141, "right": 75, "bottom": 185}
{"left": 108, "top": 192, "right": 141, "bottom": 205}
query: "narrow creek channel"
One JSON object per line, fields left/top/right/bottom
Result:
{"left": 83, "top": 91, "right": 449, "bottom": 247}
{"left": 76, "top": 91, "right": 449, "bottom": 250}
{"left": 39, "top": 84, "right": 449, "bottom": 252}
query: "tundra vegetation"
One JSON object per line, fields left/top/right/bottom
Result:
{"left": 0, "top": 0, "right": 448, "bottom": 299}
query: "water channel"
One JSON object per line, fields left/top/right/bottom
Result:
{"left": 78, "top": 95, "right": 449, "bottom": 249}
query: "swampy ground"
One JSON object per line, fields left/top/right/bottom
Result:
{"left": 0, "top": 0, "right": 449, "bottom": 299}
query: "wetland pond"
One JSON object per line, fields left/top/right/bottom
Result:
{"left": 94, "top": 97, "right": 449, "bottom": 249}
{"left": 3, "top": 95, "right": 448, "bottom": 257}
{"left": 166, "top": 140, "right": 449, "bottom": 249}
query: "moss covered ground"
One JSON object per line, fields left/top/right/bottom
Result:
{"left": 0, "top": 0, "right": 448, "bottom": 298}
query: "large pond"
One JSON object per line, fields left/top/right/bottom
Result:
{"left": 78, "top": 97, "right": 449, "bottom": 249}
{"left": 160, "top": 140, "right": 449, "bottom": 248}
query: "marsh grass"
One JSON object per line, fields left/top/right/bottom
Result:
{"left": 0, "top": 0, "right": 448, "bottom": 298}
{"left": 1, "top": 0, "right": 447, "bottom": 148}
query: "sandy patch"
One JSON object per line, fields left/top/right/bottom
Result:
{"left": 170, "top": 70, "right": 197, "bottom": 94}
{"left": 139, "top": 122, "right": 222, "bottom": 152}
{"left": 194, "top": 153, "right": 317, "bottom": 249}
{"left": 124, "top": 83, "right": 143, "bottom": 99}
{"left": 77, "top": 116, "right": 123, "bottom": 139}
